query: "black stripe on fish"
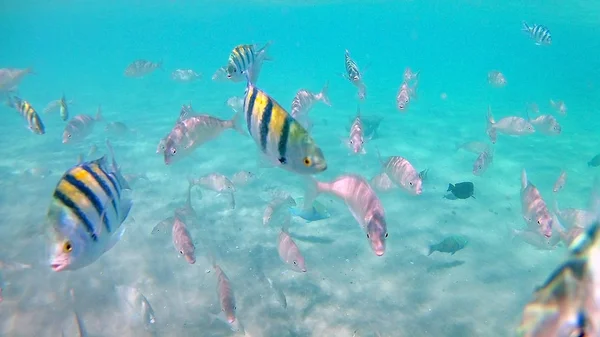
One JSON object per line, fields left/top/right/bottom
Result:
{"left": 63, "top": 173, "right": 108, "bottom": 233}
{"left": 259, "top": 97, "right": 274, "bottom": 152}
{"left": 53, "top": 189, "right": 98, "bottom": 242}
{"left": 277, "top": 114, "right": 291, "bottom": 164}
{"left": 245, "top": 86, "right": 257, "bottom": 134}
{"left": 81, "top": 164, "right": 115, "bottom": 233}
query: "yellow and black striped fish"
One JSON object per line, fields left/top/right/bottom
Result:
{"left": 225, "top": 42, "right": 271, "bottom": 79}
{"left": 8, "top": 96, "right": 45, "bottom": 135}
{"left": 47, "top": 140, "right": 132, "bottom": 272}
{"left": 59, "top": 93, "right": 69, "bottom": 121}
{"left": 243, "top": 80, "right": 327, "bottom": 175}
{"left": 344, "top": 49, "right": 362, "bottom": 82}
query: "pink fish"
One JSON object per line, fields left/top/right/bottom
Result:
{"left": 210, "top": 259, "right": 242, "bottom": 332}
{"left": 344, "top": 106, "right": 367, "bottom": 154}
{"left": 553, "top": 170, "right": 567, "bottom": 193}
{"left": 370, "top": 172, "right": 397, "bottom": 193}
{"left": 520, "top": 169, "right": 553, "bottom": 238}
{"left": 396, "top": 81, "right": 417, "bottom": 111}
{"left": 277, "top": 214, "right": 307, "bottom": 272}
{"left": 290, "top": 82, "right": 331, "bottom": 131}
{"left": 304, "top": 174, "right": 387, "bottom": 256}
{"left": 473, "top": 148, "right": 494, "bottom": 176}
{"left": 62, "top": 106, "right": 103, "bottom": 143}
{"left": 172, "top": 217, "right": 195, "bottom": 264}
{"left": 376, "top": 150, "right": 422, "bottom": 195}
{"left": 486, "top": 106, "right": 534, "bottom": 144}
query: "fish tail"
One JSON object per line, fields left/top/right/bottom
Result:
{"left": 485, "top": 106, "right": 497, "bottom": 143}
{"left": 427, "top": 244, "right": 435, "bottom": 256}
{"left": 447, "top": 183, "right": 454, "bottom": 192}
{"left": 521, "top": 21, "right": 530, "bottom": 32}
{"left": 318, "top": 81, "right": 331, "bottom": 106}
{"left": 95, "top": 105, "right": 103, "bottom": 121}
{"left": 106, "top": 139, "right": 131, "bottom": 190}
{"left": 228, "top": 109, "right": 246, "bottom": 136}
{"left": 520, "top": 168, "right": 528, "bottom": 190}
{"left": 257, "top": 41, "right": 273, "bottom": 61}
{"left": 303, "top": 177, "right": 321, "bottom": 212}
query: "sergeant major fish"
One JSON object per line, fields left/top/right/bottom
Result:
{"left": 59, "top": 94, "right": 69, "bottom": 121}
{"left": 6, "top": 95, "right": 45, "bottom": 135}
{"left": 62, "top": 105, "right": 103, "bottom": 143}
{"left": 304, "top": 174, "right": 387, "bottom": 256}
{"left": 290, "top": 82, "right": 331, "bottom": 130}
{"left": 224, "top": 42, "right": 272, "bottom": 83}
{"left": 343, "top": 49, "right": 367, "bottom": 100}
{"left": 520, "top": 169, "right": 553, "bottom": 239}
{"left": 522, "top": 21, "right": 552, "bottom": 45}
{"left": 124, "top": 59, "right": 162, "bottom": 77}
{"left": 47, "top": 140, "right": 132, "bottom": 272}
{"left": 243, "top": 77, "right": 327, "bottom": 175}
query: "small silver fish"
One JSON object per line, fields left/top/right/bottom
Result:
{"left": 263, "top": 195, "right": 296, "bottom": 226}
{"left": 396, "top": 81, "right": 417, "bottom": 111}
{"left": 343, "top": 49, "right": 367, "bottom": 100}
{"left": 115, "top": 285, "right": 156, "bottom": 331}
{"left": 0, "top": 67, "right": 33, "bottom": 92}
{"left": 62, "top": 106, "right": 103, "bottom": 143}
{"left": 172, "top": 217, "right": 195, "bottom": 264}
{"left": 553, "top": 170, "right": 567, "bottom": 193}
{"left": 486, "top": 106, "right": 534, "bottom": 144}
{"left": 277, "top": 214, "right": 307, "bottom": 272}
{"left": 124, "top": 59, "right": 162, "bottom": 77}
{"left": 290, "top": 82, "right": 331, "bottom": 130}
{"left": 487, "top": 71, "right": 507, "bottom": 87}
{"left": 230, "top": 170, "right": 257, "bottom": 187}
{"left": 520, "top": 169, "right": 553, "bottom": 239}
{"left": 376, "top": 150, "right": 422, "bottom": 195}
{"left": 370, "top": 172, "right": 397, "bottom": 193}
{"left": 190, "top": 173, "right": 236, "bottom": 209}
{"left": 211, "top": 259, "right": 242, "bottom": 332}
{"left": 473, "top": 148, "right": 494, "bottom": 176}
{"left": 345, "top": 106, "right": 366, "bottom": 154}
{"left": 171, "top": 69, "right": 201, "bottom": 82}
{"left": 528, "top": 114, "right": 561, "bottom": 135}
{"left": 549, "top": 99, "right": 567, "bottom": 115}
{"left": 456, "top": 141, "right": 490, "bottom": 154}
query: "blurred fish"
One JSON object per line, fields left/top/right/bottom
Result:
{"left": 522, "top": 21, "right": 552, "bottom": 45}
{"left": 124, "top": 59, "right": 162, "bottom": 77}
{"left": 553, "top": 200, "right": 594, "bottom": 230}
{"left": 428, "top": 235, "right": 468, "bottom": 256}
{"left": 526, "top": 102, "right": 540, "bottom": 115}
{"left": 190, "top": 173, "right": 235, "bottom": 209}
{"left": 553, "top": 218, "right": 585, "bottom": 247}
{"left": 175, "top": 180, "right": 198, "bottom": 224}
{"left": 44, "top": 97, "right": 74, "bottom": 114}
{"left": 343, "top": 49, "right": 367, "bottom": 100}
{"left": 362, "top": 115, "right": 383, "bottom": 139}
{"left": 304, "top": 174, "right": 387, "bottom": 256}
{"left": 263, "top": 194, "right": 296, "bottom": 226}
{"left": 376, "top": 150, "right": 422, "bottom": 195}
{"left": 88, "top": 144, "right": 98, "bottom": 157}
{"left": 243, "top": 77, "right": 327, "bottom": 175}
{"left": 266, "top": 276, "right": 287, "bottom": 309}
{"left": 0, "top": 67, "right": 33, "bottom": 92}
{"left": 278, "top": 213, "right": 307, "bottom": 272}
{"left": 172, "top": 217, "right": 195, "bottom": 264}
{"left": 226, "top": 96, "right": 244, "bottom": 113}
{"left": 62, "top": 106, "right": 103, "bottom": 143}
{"left": 456, "top": 141, "right": 490, "bottom": 155}
{"left": 59, "top": 94, "right": 69, "bottom": 121}
{"left": 521, "top": 169, "right": 553, "bottom": 239}
{"left": 528, "top": 113, "right": 561, "bottom": 136}
{"left": 115, "top": 285, "right": 156, "bottom": 332}
{"left": 224, "top": 42, "right": 271, "bottom": 83}
{"left": 0, "top": 260, "right": 32, "bottom": 271}
{"left": 171, "top": 68, "right": 201, "bottom": 82}
{"left": 123, "top": 173, "right": 149, "bottom": 187}
{"left": 210, "top": 258, "right": 243, "bottom": 332}
{"left": 289, "top": 196, "right": 331, "bottom": 222}
{"left": 588, "top": 154, "right": 600, "bottom": 167}
{"left": 76, "top": 154, "right": 84, "bottom": 165}
{"left": 230, "top": 170, "right": 257, "bottom": 187}
{"left": 290, "top": 82, "right": 331, "bottom": 130}
{"left": 6, "top": 95, "right": 45, "bottom": 135}
{"left": 549, "top": 99, "right": 567, "bottom": 115}
{"left": 396, "top": 81, "right": 417, "bottom": 111}
{"left": 105, "top": 121, "right": 135, "bottom": 136}
{"left": 447, "top": 182, "right": 474, "bottom": 199}
{"left": 370, "top": 172, "right": 397, "bottom": 193}
{"left": 486, "top": 106, "right": 534, "bottom": 144}
{"left": 553, "top": 170, "right": 567, "bottom": 193}
{"left": 511, "top": 228, "right": 560, "bottom": 250}
{"left": 403, "top": 67, "right": 419, "bottom": 82}
{"left": 487, "top": 70, "right": 507, "bottom": 87}
{"left": 163, "top": 108, "right": 244, "bottom": 165}
{"left": 66, "top": 289, "right": 89, "bottom": 337}
{"left": 473, "top": 148, "right": 494, "bottom": 176}
{"left": 47, "top": 140, "right": 132, "bottom": 272}
{"left": 151, "top": 216, "right": 174, "bottom": 235}
{"left": 22, "top": 166, "right": 53, "bottom": 179}
{"left": 344, "top": 105, "right": 367, "bottom": 155}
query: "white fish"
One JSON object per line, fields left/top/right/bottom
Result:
{"left": 520, "top": 169, "right": 553, "bottom": 239}
{"left": 553, "top": 170, "right": 567, "bottom": 193}
{"left": 115, "top": 285, "right": 157, "bottom": 331}
{"left": 549, "top": 99, "right": 567, "bottom": 115}
{"left": 486, "top": 106, "right": 534, "bottom": 144}
{"left": 277, "top": 213, "right": 307, "bottom": 272}
{"left": 290, "top": 82, "right": 331, "bottom": 130}
{"left": 376, "top": 150, "right": 422, "bottom": 195}
{"left": 528, "top": 114, "right": 561, "bottom": 135}
{"left": 487, "top": 71, "right": 507, "bottom": 87}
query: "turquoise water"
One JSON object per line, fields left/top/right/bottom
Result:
{"left": 1, "top": 1, "right": 600, "bottom": 336}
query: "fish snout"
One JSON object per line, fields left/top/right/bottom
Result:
{"left": 185, "top": 254, "right": 196, "bottom": 264}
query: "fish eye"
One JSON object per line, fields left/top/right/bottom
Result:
{"left": 303, "top": 157, "right": 312, "bottom": 166}
{"left": 366, "top": 233, "right": 370, "bottom": 239}
{"left": 63, "top": 241, "right": 73, "bottom": 253}
{"left": 68, "top": 134, "right": 72, "bottom": 138}
{"left": 409, "top": 182, "right": 413, "bottom": 186}
{"left": 385, "top": 233, "right": 389, "bottom": 238}
{"left": 349, "top": 140, "right": 353, "bottom": 144}
{"left": 171, "top": 148, "right": 177, "bottom": 155}
{"left": 537, "top": 219, "right": 541, "bottom": 225}
{"left": 293, "top": 261, "right": 297, "bottom": 265}
{"left": 179, "top": 250, "right": 184, "bottom": 255}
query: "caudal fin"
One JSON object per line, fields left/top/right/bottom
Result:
{"left": 303, "top": 177, "right": 321, "bottom": 212}
{"left": 229, "top": 110, "right": 247, "bottom": 137}
{"left": 521, "top": 21, "right": 531, "bottom": 32}
{"left": 427, "top": 245, "right": 435, "bottom": 256}
{"left": 318, "top": 81, "right": 331, "bottom": 106}
{"left": 486, "top": 106, "right": 497, "bottom": 144}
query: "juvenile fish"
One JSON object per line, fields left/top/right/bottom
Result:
{"left": 428, "top": 235, "right": 468, "bottom": 256}
{"left": 553, "top": 170, "right": 567, "bottom": 193}
{"left": 486, "top": 106, "right": 534, "bottom": 144}
{"left": 243, "top": 78, "right": 327, "bottom": 175}
{"left": 277, "top": 213, "right": 307, "bottom": 272}
{"left": 172, "top": 217, "right": 195, "bottom": 264}
{"left": 345, "top": 106, "right": 366, "bottom": 154}
{"left": 520, "top": 169, "right": 553, "bottom": 239}
{"left": 62, "top": 106, "right": 103, "bottom": 143}
{"left": 376, "top": 150, "right": 422, "bottom": 195}
{"left": 124, "top": 59, "right": 162, "bottom": 77}
{"left": 47, "top": 140, "right": 132, "bottom": 271}
{"left": 473, "top": 148, "right": 494, "bottom": 176}
{"left": 343, "top": 49, "right": 367, "bottom": 100}
{"left": 6, "top": 95, "right": 45, "bottom": 135}
{"left": 522, "top": 21, "right": 552, "bottom": 45}
{"left": 171, "top": 69, "right": 201, "bottom": 82}
{"left": 487, "top": 71, "right": 507, "bottom": 87}
{"left": 290, "top": 82, "right": 331, "bottom": 130}
{"left": 224, "top": 42, "right": 271, "bottom": 83}
{"left": 263, "top": 195, "right": 296, "bottom": 226}
{"left": 304, "top": 174, "right": 387, "bottom": 256}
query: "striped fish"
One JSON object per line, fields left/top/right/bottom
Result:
{"left": 343, "top": 50, "right": 367, "bottom": 99}
{"left": 7, "top": 95, "right": 45, "bottom": 135}
{"left": 522, "top": 21, "right": 552, "bottom": 45}
{"left": 62, "top": 105, "right": 102, "bottom": 143}
{"left": 243, "top": 79, "right": 327, "bottom": 175}
{"left": 59, "top": 93, "right": 69, "bottom": 121}
{"left": 290, "top": 82, "right": 331, "bottom": 131}
{"left": 210, "top": 259, "right": 243, "bottom": 332}
{"left": 47, "top": 140, "right": 132, "bottom": 272}
{"left": 225, "top": 42, "right": 271, "bottom": 81}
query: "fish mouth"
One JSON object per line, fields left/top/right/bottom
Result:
{"left": 51, "top": 263, "right": 66, "bottom": 272}
{"left": 375, "top": 249, "right": 385, "bottom": 256}
{"left": 185, "top": 256, "right": 196, "bottom": 264}
{"left": 314, "top": 162, "right": 327, "bottom": 172}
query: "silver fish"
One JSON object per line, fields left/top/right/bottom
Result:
{"left": 278, "top": 213, "right": 307, "bottom": 272}
{"left": 456, "top": 141, "right": 491, "bottom": 154}
{"left": 190, "top": 173, "right": 236, "bottom": 209}
{"left": 553, "top": 170, "right": 567, "bottom": 193}
{"left": 290, "top": 82, "right": 331, "bottom": 130}
{"left": 550, "top": 99, "right": 567, "bottom": 115}
{"left": 486, "top": 106, "right": 534, "bottom": 144}
{"left": 124, "top": 59, "right": 162, "bottom": 77}
{"left": 376, "top": 150, "right": 422, "bottom": 195}
{"left": 211, "top": 260, "right": 242, "bottom": 332}
{"left": 520, "top": 169, "right": 553, "bottom": 239}
{"left": 344, "top": 49, "right": 367, "bottom": 100}
{"left": 62, "top": 106, "right": 103, "bottom": 143}
{"left": 0, "top": 67, "right": 33, "bottom": 92}
{"left": 230, "top": 170, "right": 257, "bottom": 187}
{"left": 263, "top": 195, "right": 296, "bottom": 226}
{"left": 172, "top": 217, "right": 195, "bottom": 264}
{"left": 304, "top": 174, "right": 387, "bottom": 256}
{"left": 370, "top": 172, "right": 397, "bottom": 193}
{"left": 473, "top": 148, "right": 494, "bottom": 176}
{"left": 396, "top": 81, "right": 417, "bottom": 111}
{"left": 115, "top": 285, "right": 156, "bottom": 331}
{"left": 171, "top": 69, "right": 201, "bottom": 82}
{"left": 528, "top": 114, "right": 561, "bottom": 135}
{"left": 345, "top": 106, "right": 366, "bottom": 154}
{"left": 487, "top": 71, "right": 507, "bottom": 87}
